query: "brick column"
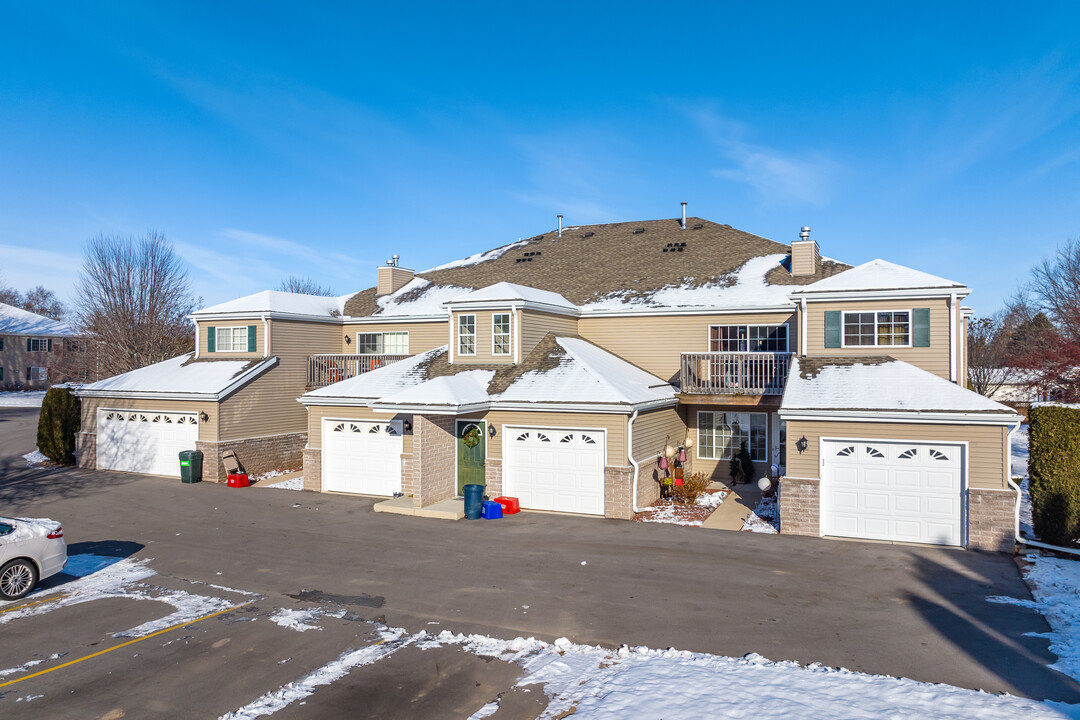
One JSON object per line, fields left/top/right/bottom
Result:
{"left": 604, "top": 465, "right": 634, "bottom": 520}
{"left": 779, "top": 476, "right": 820, "bottom": 536}
{"left": 302, "top": 447, "right": 322, "bottom": 492}
{"left": 485, "top": 457, "right": 503, "bottom": 498}
{"left": 413, "top": 414, "right": 457, "bottom": 508}
{"left": 76, "top": 431, "right": 96, "bottom": 469}
{"left": 967, "top": 487, "right": 1017, "bottom": 553}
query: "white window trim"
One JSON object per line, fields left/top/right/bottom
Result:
{"left": 707, "top": 324, "right": 789, "bottom": 353}
{"left": 28, "top": 338, "right": 50, "bottom": 352}
{"left": 216, "top": 326, "right": 250, "bottom": 353}
{"left": 355, "top": 331, "right": 409, "bottom": 355}
{"left": 492, "top": 313, "right": 512, "bottom": 357}
{"left": 27, "top": 367, "right": 48, "bottom": 382}
{"left": 696, "top": 410, "right": 768, "bottom": 462}
{"left": 840, "top": 309, "right": 913, "bottom": 349}
{"left": 457, "top": 314, "right": 477, "bottom": 356}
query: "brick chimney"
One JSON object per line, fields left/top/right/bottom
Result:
{"left": 790, "top": 226, "right": 820, "bottom": 276}
{"left": 376, "top": 255, "right": 414, "bottom": 295}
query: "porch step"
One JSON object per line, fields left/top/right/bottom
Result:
{"left": 373, "top": 496, "right": 465, "bottom": 520}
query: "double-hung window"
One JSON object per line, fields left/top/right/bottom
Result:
{"left": 709, "top": 325, "right": 788, "bottom": 352}
{"left": 356, "top": 331, "right": 409, "bottom": 355}
{"left": 457, "top": 315, "right": 476, "bottom": 356}
{"left": 843, "top": 311, "right": 909, "bottom": 347}
{"left": 27, "top": 338, "right": 51, "bottom": 352}
{"left": 26, "top": 367, "right": 47, "bottom": 383}
{"left": 215, "top": 326, "right": 249, "bottom": 352}
{"left": 697, "top": 411, "right": 767, "bottom": 462}
{"left": 492, "top": 313, "right": 512, "bottom": 356}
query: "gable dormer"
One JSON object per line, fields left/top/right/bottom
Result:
{"left": 443, "top": 282, "right": 579, "bottom": 365}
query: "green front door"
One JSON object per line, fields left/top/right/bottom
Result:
{"left": 457, "top": 421, "right": 486, "bottom": 495}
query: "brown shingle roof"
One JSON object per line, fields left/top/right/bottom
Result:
{"left": 344, "top": 218, "right": 850, "bottom": 317}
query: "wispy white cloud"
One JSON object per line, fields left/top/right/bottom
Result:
{"left": 0, "top": 244, "right": 83, "bottom": 300}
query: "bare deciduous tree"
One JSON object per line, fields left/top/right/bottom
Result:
{"left": 75, "top": 231, "right": 198, "bottom": 377}
{"left": 967, "top": 316, "right": 1017, "bottom": 397}
{"left": 1028, "top": 237, "right": 1080, "bottom": 343}
{"left": 0, "top": 273, "right": 21, "bottom": 306}
{"left": 20, "top": 285, "right": 66, "bottom": 319}
{"left": 277, "top": 275, "right": 335, "bottom": 296}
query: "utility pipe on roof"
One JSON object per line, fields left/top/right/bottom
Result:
{"left": 1006, "top": 421, "right": 1080, "bottom": 557}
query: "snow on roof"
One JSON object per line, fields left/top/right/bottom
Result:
{"left": 447, "top": 282, "right": 576, "bottom": 310}
{"left": 580, "top": 254, "right": 792, "bottom": 311}
{"left": 375, "top": 278, "right": 473, "bottom": 317}
{"left": 781, "top": 356, "right": 1017, "bottom": 415}
{"left": 0, "top": 303, "right": 77, "bottom": 337}
{"left": 496, "top": 337, "right": 675, "bottom": 406}
{"left": 302, "top": 347, "right": 448, "bottom": 401}
{"left": 77, "top": 354, "right": 273, "bottom": 398}
{"left": 791, "top": 259, "right": 966, "bottom": 295}
{"left": 422, "top": 240, "right": 528, "bottom": 272}
{"left": 194, "top": 290, "right": 350, "bottom": 317}
{"left": 376, "top": 369, "right": 495, "bottom": 408}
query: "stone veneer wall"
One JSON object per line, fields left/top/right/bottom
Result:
{"left": 779, "top": 476, "right": 820, "bottom": 537}
{"left": 76, "top": 431, "right": 96, "bottom": 469}
{"left": 484, "top": 457, "right": 503, "bottom": 498}
{"left": 967, "top": 488, "right": 1017, "bottom": 553}
{"left": 404, "top": 415, "right": 456, "bottom": 508}
{"left": 604, "top": 465, "right": 634, "bottom": 520}
{"left": 196, "top": 432, "right": 306, "bottom": 484}
{"left": 302, "top": 447, "right": 322, "bottom": 492}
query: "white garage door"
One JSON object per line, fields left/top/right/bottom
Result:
{"left": 322, "top": 419, "right": 403, "bottom": 496}
{"left": 503, "top": 428, "right": 605, "bottom": 516}
{"left": 821, "top": 440, "right": 964, "bottom": 546}
{"left": 97, "top": 409, "right": 199, "bottom": 477}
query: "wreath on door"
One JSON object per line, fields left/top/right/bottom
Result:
{"left": 462, "top": 424, "right": 482, "bottom": 448}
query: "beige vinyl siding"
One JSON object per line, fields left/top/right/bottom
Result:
{"left": 804, "top": 298, "right": 951, "bottom": 380}
{"left": 217, "top": 319, "right": 340, "bottom": 440}
{"left": 483, "top": 410, "right": 629, "bottom": 467}
{"left": 784, "top": 419, "right": 1008, "bottom": 490}
{"left": 341, "top": 321, "right": 447, "bottom": 355}
{"left": 198, "top": 320, "right": 265, "bottom": 358}
{"left": 451, "top": 311, "right": 515, "bottom": 365}
{"left": 80, "top": 396, "right": 218, "bottom": 443}
{"left": 520, "top": 310, "right": 578, "bottom": 358}
{"left": 1, "top": 334, "right": 87, "bottom": 387}
{"left": 791, "top": 241, "right": 819, "bottom": 276}
{"left": 306, "top": 405, "right": 414, "bottom": 455}
{"left": 961, "top": 315, "right": 969, "bottom": 387}
{"left": 631, "top": 407, "right": 687, "bottom": 461}
{"left": 578, "top": 312, "right": 796, "bottom": 384}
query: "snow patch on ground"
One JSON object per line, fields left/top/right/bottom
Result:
{"left": 636, "top": 504, "right": 706, "bottom": 527}
{"left": 266, "top": 477, "right": 304, "bottom": 491}
{"left": 268, "top": 607, "right": 345, "bottom": 632}
{"left": 0, "top": 652, "right": 66, "bottom": 677}
{"left": 741, "top": 494, "right": 780, "bottom": 533}
{"left": 0, "top": 391, "right": 46, "bottom": 407}
{"left": 22, "top": 448, "right": 48, "bottom": 466}
{"left": 696, "top": 491, "right": 725, "bottom": 509}
{"left": 1012, "top": 425, "right": 1035, "bottom": 538}
{"left": 991, "top": 553, "right": 1080, "bottom": 685}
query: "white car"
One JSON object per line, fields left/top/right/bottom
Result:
{"left": 0, "top": 517, "right": 67, "bottom": 601}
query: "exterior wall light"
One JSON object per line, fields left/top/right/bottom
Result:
{"left": 795, "top": 436, "right": 808, "bottom": 454}
{"left": 402, "top": 419, "right": 412, "bottom": 433}
{"left": 488, "top": 424, "right": 497, "bottom": 438}
{"left": 200, "top": 411, "right": 210, "bottom": 423}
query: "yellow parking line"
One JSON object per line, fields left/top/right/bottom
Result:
{"left": 0, "top": 593, "right": 70, "bottom": 615}
{"left": 0, "top": 600, "right": 256, "bottom": 688}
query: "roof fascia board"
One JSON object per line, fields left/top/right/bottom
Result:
{"left": 777, "top": 408, "right": 1022, "bottom": 425}
{"left": 300, "top": 396, "right": 678, "bottom": 414}
{"left": 342, "top": 315, "right": 447, "bottom": 325}
{"left": 190, "top": 312, "right": 343, "bottom": 324}
{"left": 789, "top": 287, "right": 971, "bottom": 301}
{"left": 75, "top": 356, "right": 278, "bottom": 403}
{"left": 579, "top": 304, "right": 795, "bottom": 318}
{"left": 443, "top": 299, "right": 580, "bottom": 317}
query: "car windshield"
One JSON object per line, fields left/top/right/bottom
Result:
{"left": 0, "top": 523, "right": 13, "bottom": 536}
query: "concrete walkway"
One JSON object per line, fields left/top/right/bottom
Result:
{"left": 702, "top": 482, "right": 764, "bottom": 531}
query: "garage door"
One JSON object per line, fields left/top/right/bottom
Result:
{"left": 821, "top": 440, "right": 963, "bottom": 546}
{"left": 322, "top": 419, "right": 403, "bottom": 496}
{"left": 97, "top": 409, "right": 199, "bottom": 477}
{"left": 503, "top": 428, "right": 605, "bottom": 515}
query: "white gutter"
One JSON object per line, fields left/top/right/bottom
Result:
{"left": 949, "top": 292, "right": 957, "bottom": 383}
{"left": 447, "top": 306, "right": 454, "bottom": 365}
{"left": 262, "top": 314, "right": 270, "bottom": 358}
{"left": 627, "top": 409, "right": 648, "bottom": 513}
{"left": 192, "top": 319, "right": 200, "bottom": 359}
{"left": 778, "top": 409, "right": 1024, "bottom": 425}
{"left": 788, "top": 287, "right": 971, "bottom": 301}
{"left": 1006, "top": 421, "right": 1080, "bottom": 556}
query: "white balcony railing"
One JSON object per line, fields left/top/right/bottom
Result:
{"left": 308, "top": 354, "right": 409, "bottom": 388}
{"left": 680, "top": 352, "right": 791, "bottom": 395}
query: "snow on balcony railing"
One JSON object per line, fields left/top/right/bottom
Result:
{"left": 307, "top": 354, "right": 409, "bottom": 388}
{"left": 680, "top": 352, "right": 791, "bottom": 395}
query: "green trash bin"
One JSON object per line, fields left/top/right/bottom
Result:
{"left": 179, "top": 450, "right": 203, "bottom": 484}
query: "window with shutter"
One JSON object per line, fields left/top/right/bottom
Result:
{"left": 824, "top": 311, "right": 841, "bottom": 348}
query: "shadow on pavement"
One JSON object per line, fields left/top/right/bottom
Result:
{"left": 907, "top": 550, "right": 1080, "bottom": 703}
{"left": 36, "top": 540, "right": 146, "bottom": 593}
{"left": 0, "top": 456, "right": 137, "bottom": 508}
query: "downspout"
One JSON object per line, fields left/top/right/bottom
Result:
{"left": 262, "top": 314, "right": 270, "bottom": 357}
{"left": 447, "top": 307, "right": 454, "bottom": 364}
{"left": 1006, "top": 420, "right": 1080, "bottom": 557}
{"left": 512, "top": 304, "right": 520, "bottom": 365}
{"left": 192, "top": 319, "right": 200, "bottom": 359}
{"left": 949, "top": 292, "right": 957, "bottom": 383}
{"left": 799, "top": 298, "right": 807, "bottom": 357}
{"left": 627, "top": 409, "right": 647, "bottom": 513}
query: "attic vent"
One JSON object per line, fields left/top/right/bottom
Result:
{"left": 515, "top": 257, "right": 534, "bottom": 263}
{"left": 633, "top": 228, "right": 645, "bottom": 234}
{"left": 692, "top": 223, "right": 704, "bottom": 230}
{"left": 582, "top": 232, "right": 594, "bottom": 238}
{"left": 522, "top": 251, "right": 541, "bottom": 257}
{"left": 661, "top": 242, "right": 687, "bottom": 253}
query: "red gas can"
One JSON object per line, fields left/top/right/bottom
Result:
{"left": 227, "top": 473, "right": 249, "bottom": 488}
{"left": 494, "top": 496, "right": 520, "bottom": 514}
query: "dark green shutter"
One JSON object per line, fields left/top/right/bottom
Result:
{"left": 207, "top": 327, "right": 216, "bottom": 353}
{"left": 247, "top": 325, "right": 257, "bottom": 352}
{"left": 27, "top": 338, "right": 31, "bottom": 352}
{"left": 913, "top": 308, "right": 930, "bottom": 347}
{"left": 47, "top": 338, "right": 52, "bottom": 352}
{"left": 824, "top": 311, "right": 841, "bottom": 348}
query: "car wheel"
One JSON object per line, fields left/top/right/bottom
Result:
{"left": 0, "top": 559, "right": 38, "bottom": 601}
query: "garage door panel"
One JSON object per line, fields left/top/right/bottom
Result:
{"left": 323, "top": 420, "right": 402, "bottom": 496}
{"left": 822, "top": 439, "right": 963, "bottom": 547}
{"left": 97, "top": 410, "right": 198, "bottom": 477}
{"left": 505, "top": 428, "right": 605, "bottom": 516}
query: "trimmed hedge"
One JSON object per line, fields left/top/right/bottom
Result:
{"left": 1028, "top": 404, "right": 1080, "bottom": 546}
{"left": 37, "top": 387, "right": 81, "bottom": 465}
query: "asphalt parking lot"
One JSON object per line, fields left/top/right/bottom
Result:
{"left": 1, "top": 406, "right": 1077, "bottom": 717}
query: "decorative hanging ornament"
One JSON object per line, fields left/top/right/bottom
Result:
{"left": 665, "top": 445, "right": 676, "bottom": 459}
{"left": 659, "top": 456, "right": 669, "bottom": 470}
{"left": 462, "top": 425, "right": 481, "bottom": 448}
{"left": 684, "top": 435, "right": 694, "bottom": 449}
{"left": 678, "top": 449, "right": 687, "bottom": 463}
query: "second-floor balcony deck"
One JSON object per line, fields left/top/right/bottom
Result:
{"left": 308, "top": 353, "right": 410, "bottom": 389}
{"left": 680, "top": 351, "right": 792, "bottom": 396}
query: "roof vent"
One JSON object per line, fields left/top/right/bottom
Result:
{"left": 633, "top": 228, "right": 645, "bottom": 234}
{"left": 557, "top": 214, "right": 563, "bottom": 238}
{"left": 680, "top": 202, "right": 687, "bottom": 230}
{"left": 692, "top": 223, "right": 704, "bottom": 230}
{"left": 583, "top": 231, "right": 594, "bottom": 238}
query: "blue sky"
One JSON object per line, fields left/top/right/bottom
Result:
{"left": 1, "top": 2, "right": 1078, "bottom": 316}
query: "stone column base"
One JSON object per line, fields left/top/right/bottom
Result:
{"left": 76, "top": 431, "right": 96, "bottom": 469}
{"left": 302, "top": 447, "right": 322, "bottom": 492}
{"left": 196, "top": 432, "right": 307, "bottom": 484}
{"left": 485, "top": 457, "right": 503, "bottom": 498}
{"left": 967, "top": 487, "right": 1017, "bottom": 553}
{"left": 604, "top": 465, "right": 634, "bottom": 520}
{"left": 779, "top": 476, "right": 821, "bottom": 537}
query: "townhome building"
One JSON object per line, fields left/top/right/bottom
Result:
{"left": 75, "top": 214, "right": 1022, "bottom": 552}
{"left": 0, "top": 302, "right": 90, "bottom": 389}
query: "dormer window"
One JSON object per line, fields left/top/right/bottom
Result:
{"left": 458, "top": 314, "right": 476, "bottom": 356}
{"left": 492, "top": 313, "right": 512, "bottom": 356}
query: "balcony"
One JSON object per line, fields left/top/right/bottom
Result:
{"left": 308, "top": 353, "right": 410, "bottom": 389}
{"left": 680, "top": 352, "right": 792, "bottom": 396}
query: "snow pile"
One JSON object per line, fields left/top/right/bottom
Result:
{"left": 0, "top": 652, "right": 67, "bottom": 678}
{"left": 266, "top": 477, "right": 304, "bottom": 491}
{"left": 376, "top": 369, "right": 495, "bottom": 409}
{"left": 990, "top": 553, "right": 1080, "bottom": 686}
{"left": 696, "top": 490, "right": 725, "bottom": 509}
{"left": 0, "top": 390, "right": 48, "bottom": 407}
{"left": 268, "top": 607, "right": 345, "bottom": 632}
{"left": 742, "top": 495, "right": 780, "bottom": 533}
{"left": 637, "top": 503, "right": 707, "bottom": 527}
{"left": 1011, "top": 426, "right": 1035, "bottom": 538}
{"left": 22, "top": 448, "right": 48, "bottom": 467}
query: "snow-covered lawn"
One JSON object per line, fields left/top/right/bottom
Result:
{"left": 1012, "top": 425, "right": 1036, "bottom": 539}
{"left": 22, "top": 449, "right": 48, "bottom": 467}
{"left": 633, "top": 490, "right": 727, "bottom": 527}
{"left": 0, "top": 390, "right": 46, "bottom": 407}
{"left": 741, "top": 494, "right": 780, "bottom": 533}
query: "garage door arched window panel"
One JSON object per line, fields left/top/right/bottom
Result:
{"left": 516, "top": 432, "right": 530, "bottom": 441}
{"left": 929, "top": 449, "right": 949, "bottom": 461}
{"left": 332, "top": 423, "right": 345, "bottom": 432}
{"left": 97, "top": 410, "right": 199, "bottom": 477}
{"left": 898, "top": 448, "right": 917, "bottom": 459}
{"left": 836, "top": 445, "right": 856, "bottom": 457}
{"left": 560, "top": 434, "right": 574, "bottom": 443}
{"left": 865, "top": 446, "right": 885, "bottom": 458}
{"left": 581, "top": 435, "right": 596, "bottom": 444}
